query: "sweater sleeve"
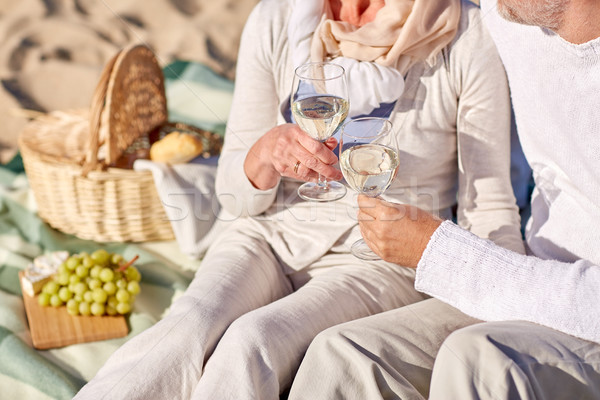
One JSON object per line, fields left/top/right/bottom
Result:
{"left": 415, "top": 221, "right": 600, "bottom": 344}
{"left": 450, "top": 3, "right": 525, "bottom": 254}
{"left": 214, "top": 2, "right": 280, "bottom": 217}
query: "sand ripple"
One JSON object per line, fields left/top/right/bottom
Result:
{"left": 0, "top": 0, "right": 258, "bottom": 162}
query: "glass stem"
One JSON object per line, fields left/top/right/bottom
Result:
{"left": 317, "top": 174, "right": 329, "bottom": 189}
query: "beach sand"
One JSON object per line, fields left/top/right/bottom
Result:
{"left": 0, "top": 0, "right": 259, "bottom": 163}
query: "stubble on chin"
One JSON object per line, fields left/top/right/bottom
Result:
{"left": 496, "top": 0, "right": 568, "bottom": 31}
{"left": 497, "top": 2, "right": 525, "bottom": 25}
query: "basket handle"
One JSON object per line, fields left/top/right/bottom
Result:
{"left": 82, "top": 50, "right": 121, "bottom": 176}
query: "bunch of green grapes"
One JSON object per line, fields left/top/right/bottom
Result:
{"left": 38, "top": 249, "right": 141, "bottom": 317}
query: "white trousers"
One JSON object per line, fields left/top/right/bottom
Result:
{"left": 74, "top": 225, "right": 427, "bottom": 400}
{"left": 430, "top": 321, "right": 600, "bottom": 400}
{"left": 289, "top": 298, "right": 600, "bottom": 400}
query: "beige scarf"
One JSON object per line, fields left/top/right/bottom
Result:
{"left": 311, "top": 0, "right": 462, "bottom": 74}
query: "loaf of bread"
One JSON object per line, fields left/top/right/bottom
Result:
{"left": 150, "top": 131, "right": 204, "bottom": 164}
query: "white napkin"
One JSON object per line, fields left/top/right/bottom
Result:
{"left": 134, "top": 157, "right": 221, "bottom": 259}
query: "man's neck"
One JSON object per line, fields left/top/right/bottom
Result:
{"left": 556, "top": 0, "right": 600, "bottom": 44}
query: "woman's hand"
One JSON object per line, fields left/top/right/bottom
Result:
{"left": 357, "top": 195, "right": 442, "bottom": 267}
{"left": 244, "top": 123, "right": 343, "bottom": 190}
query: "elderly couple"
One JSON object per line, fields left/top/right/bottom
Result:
{"left": 76, "top": 0, "right": 600, "bottom": 399}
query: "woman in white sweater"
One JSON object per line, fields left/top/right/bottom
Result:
{"left": 75, "top": 0, "right": 523, "bottom": 399}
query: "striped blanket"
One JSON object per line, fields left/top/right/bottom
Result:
{"left": 0, "top": 61, "right": 232, "bottom": 400}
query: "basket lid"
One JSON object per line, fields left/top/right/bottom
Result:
{"left": 87, "top": 44, "right": 167, "bottom": 168}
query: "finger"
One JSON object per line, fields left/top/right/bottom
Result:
{"left": 291, "top": 149, "right": 343, "bottom": 181}
{"left": 274, "top": 147, "right": 337, "bottom": 182}
{"left": 269, "top": 131, "right": 315, "bottom": 178}
{"left": 357, "top": 208, "right": 375, "bottom": 222}
{"left": 323, "top": 137, "right": 338, "bottom": 152}
{"left": 296, "top": 133, "right": 339, "bottom": 166}
{"left": 357, "top": 195, "right": 382, "bottom": 218}
{"left": 358, "top": 221, "right": 382, "bottom": 258}
{"left": 291, "top": 161, "right": 320, "bottom": 182}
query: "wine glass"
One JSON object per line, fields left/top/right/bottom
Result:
{"left": 291, "top": 62, "right": 349, "bottom": 202}
{"left": 339, "top": 117, "right": 399, "bottom": 260}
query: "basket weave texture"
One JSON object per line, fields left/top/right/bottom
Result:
{"left": 18, "top": 44, "right": 175, "bottom": 242}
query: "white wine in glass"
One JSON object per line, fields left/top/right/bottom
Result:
{"left": 291, "top": 62, "right": 349, "bottom": 202}
{"left": 340, "top": 117, "right": 399, "bottom": 260}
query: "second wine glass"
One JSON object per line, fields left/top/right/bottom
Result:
{"left": 291, "top": 62, "right": 349, "bottom": 202}
{"left": 340, "top": 117, "right": 399, "bottom": 260}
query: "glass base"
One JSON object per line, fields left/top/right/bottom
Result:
{"left": 351, "top": 239, "right": 381, "bottom": 261}
{"left": 298, "top": 181, "right": 347, "bottom": 202}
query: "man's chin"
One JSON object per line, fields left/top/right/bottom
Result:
{"left": 497, "top": 3, "right": 532, "bottom": 26}
{"left": 496, "top": 1, "right": 565, "bottom": 30}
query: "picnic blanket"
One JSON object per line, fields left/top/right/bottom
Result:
{"left": 0, "top": 61, "right": 233, "bottom": 400}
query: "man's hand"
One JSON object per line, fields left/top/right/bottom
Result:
{"left": 357, "top": 195, "right": 443, "bottom": 268}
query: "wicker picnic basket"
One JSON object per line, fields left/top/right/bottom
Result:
{"left": 18, "top": 44, "right": 176, "bottom": 242}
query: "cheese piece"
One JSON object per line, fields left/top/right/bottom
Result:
{"left": 21, "top": 251, "right": 69, "bottom": 297}
{"left": 34, "top": 251, "right": 69, "bottom": 271}
{"left": 21, "top": 269, "right": 52, "bottom": 297}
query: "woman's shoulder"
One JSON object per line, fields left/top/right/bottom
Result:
{"left": 444, "top": 0, "right": 497, "bottom": 67}
{"left": 244, "top": 0, "right": 292, "bottom": 36}
{"left": 250, "top": 0, "right": 292, "bottom": 18}
{"left": 434, "top": 1, "right": 508, "bottom": 100}
{"left": 450, "top": 0, "right": 496, "bottom": 51}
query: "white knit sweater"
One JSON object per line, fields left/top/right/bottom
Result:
{"left": 416, "top": 0, "right": 600, "bottom": 343}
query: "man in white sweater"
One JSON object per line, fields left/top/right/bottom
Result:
{"left": 288, "top": 0, "right": 600, "bottom": 398}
